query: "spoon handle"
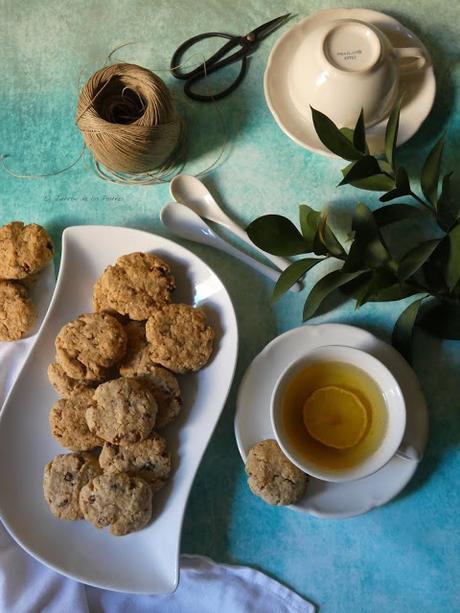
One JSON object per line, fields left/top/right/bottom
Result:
{"left": 213, "top": 216, "right": 294, "bottom": 272}
{"left": 212, "top": 234, "right": 301, "bottom": 292}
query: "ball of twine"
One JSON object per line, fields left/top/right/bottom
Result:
{"left": 76, "top": 63, "right": 184, "bottom": 175}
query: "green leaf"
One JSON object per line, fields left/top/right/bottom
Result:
{"left": 385, "top": 102, "right": 401, "bottom": 169}
{"left": 314, "top": 213, "right": 346, "bottom": 257}
{"left": 339, "top": 155, "right": 383, "bottom": 186}
{"left": 436, "top": 172, "right": 457, "bottom": 231}
{"left": 344, "top": 203, "right": 391, "bottom": 271}
{"left": 421, "top": 137, "right": 444, "bottom": 207}
{"left": 398, "top": 239, "right": 441, "bottom": 281}
{"left": 340, "top": 127, "right": 354, "bottom": 143}
{"left": 423, "top": 238, "right": 449, "bottom": 293}
{"left": 272, "top": 258, "right": 321, "bottom": 303}
{"left": 355, "top": 269, "right": 393, "bottom": 308}
{"left": 310, "top": 107, "right": 363, "bottom": 161}
{"left": 303, "top": 269, "right": 365, "bottom": 321}
{"left": 379, "top": 167, "right": 412, "bottom": 202}
{"left": 247, "top": 215, "right": 310, "bottom": 256}
{"left": 299, "top": 205, "right": 321, "bottom": 249}
{"left": 353, "top": 109, "right": 366, "bottom": 154}
{"left": 354, "top": 269, "right": 416, "bottom": 307}
{"left": 392, "top": 296, "right": 425, "bottom": 362}
{"left": 445, "top": 223, "right": 460, "bottom": 291}
{"left": 341, "top": 160, "right": 395, "bottom": 192}
{"left": 368, "top": 282, "right": 417, "bottom": 302}
{"left": 418, "top": 299, "right": 460, "bottom": 339}
{"left": 373, "top": 203, "right": 424, "bottom": 226}
{"left": 341, "top": 271, "right": 416, "bottom": 302}
{"left": 395, "top": 167, "right": 411, "bottom": 192}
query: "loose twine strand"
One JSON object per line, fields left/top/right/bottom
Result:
{"left": 0, "top": 46, "right": 229, "bottom": 185}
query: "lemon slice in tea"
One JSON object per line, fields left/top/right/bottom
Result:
{"left": 302, "top": 386, "right": 368, "bottom": 450}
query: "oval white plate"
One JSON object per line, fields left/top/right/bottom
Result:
{"left": 264, "top": 8, "right": 436, "bottom": 156}
{"left": 0, "top": 226, "right": 238, "bottom": 594}
{"left": 235, "top": 324, "right": 428, "bottom": 519}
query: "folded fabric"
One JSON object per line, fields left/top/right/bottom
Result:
{"left": 0, "top": 524, "right": 314, "bottom": 613}
{"left": 0, "top": 263, "right": 315, "bottom": 613}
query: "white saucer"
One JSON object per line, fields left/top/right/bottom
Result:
{"left": 264, "top": 8, "right": 436, "bottom": 157}
{"left": 234, "top": 324, "right": 429, "bottom": 519}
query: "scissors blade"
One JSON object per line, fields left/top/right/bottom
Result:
{"left": 249, "top": 13, "right": 292, "bottom": 42}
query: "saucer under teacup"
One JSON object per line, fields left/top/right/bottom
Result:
{"left": 264, "top": 8, "right": 436, "bottom": 157}
{"left": 235, "top": 324, "right": 428, "bottom": 519}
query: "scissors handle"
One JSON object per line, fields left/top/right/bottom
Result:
{"left": 171, "top": 32, "right": 250, "bottom": 102}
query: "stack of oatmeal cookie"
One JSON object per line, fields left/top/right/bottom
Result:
{"left": 43, "top": 252, "right": 214, "bottom": 536}
{"left": 0, "top": 221, "right": 54, "bottom": 341}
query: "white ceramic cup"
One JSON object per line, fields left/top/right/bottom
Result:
{"left": 270, "top": 345, "right": 406, "bottom": 483}
{"left": 289, "top": 18, "right": 427, "bottom": 128}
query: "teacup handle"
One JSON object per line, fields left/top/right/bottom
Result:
{"left": 394, "top": 47, "right": 426, "bottom": 73}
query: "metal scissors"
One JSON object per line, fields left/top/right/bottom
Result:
{"left": 170, "top": 14, "right": 291, "bottom": 102}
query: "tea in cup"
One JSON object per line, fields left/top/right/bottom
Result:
{"left": 271, "top": 346, "right": 406, "bottom": 482}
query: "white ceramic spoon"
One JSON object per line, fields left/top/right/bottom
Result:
{"left": 161, "top": 202, "right": 301, "bottom": 292}
{"left": 170, "top": 174, "right": 293, "bottom": 272}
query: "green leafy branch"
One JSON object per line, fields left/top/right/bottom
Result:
{"left": 247, "top": 105, "right": 460, "bottom": 361}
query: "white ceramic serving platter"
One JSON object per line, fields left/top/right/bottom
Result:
{"left": 235, "top": 323, "right": 428, "bottom": 519}
{"left": 0, "top": 226, "right": 238, "bottom": 594}
{"left": 264, "top": 8, "right": 436, "bottom": 156}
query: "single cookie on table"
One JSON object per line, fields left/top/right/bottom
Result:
{"left": 49, "top": 391, "right": 103, "bottom": 451}
{"left": 145, "top": 304, "right": 214, "bottom": 374}
{"left": 120, "top": 349, "right": 182, "bottom": 428}
{"left": 0, "top": 221, "right": 54, "bottom": 280}
{"left": 43, "top": 452, "right": 101, "bottom": 521}
{"left": 55, "top": 312, "right": 127, "bottom": 381}
{"left": 99, "top": 432, "right": 171, "bottom": 492}
{"left": 0, "top": 280, "right": 36, "bottom": 341}
{"left": 93, "top": 252, "right": 175, "bottom": 321}
{"left": 245, "top": 439, "right": 308, "bottom": 506}
{"left": 79, "top": 472, "right": 152, "bottom": 536}
{"left": 86, "top": 377, "right": 157, "bottom": 445}
{"left": 47, "top": 362, "right": 99, "bottom": 398}
{"left": 118, "top": 320, "right": 148, "bottom": 374}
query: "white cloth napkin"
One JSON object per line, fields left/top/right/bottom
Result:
{"left": 0, "top": 266, "right": 315, "bottom": 613}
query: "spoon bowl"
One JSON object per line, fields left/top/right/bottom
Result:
{"left": 170, "top": 175, "right": 294, "bottom": 272}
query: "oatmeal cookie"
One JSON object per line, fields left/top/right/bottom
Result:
{"left": 145, "top": 304, "right": 214, "bottom": 373}
{"left": 99, "top": 433, "right": 171, "bottom": 492}
{"left": 0, "top": 280, "right": 36, "bottom": 341}
{"left": 79, "top": 472, "right": 152, "bottom": 536}
{"left": 0, "top": 221, "right": 53, "bottom": 280}
{"left": 118, "top": 320, "right": 148, "bottom": 375}
{"left": 47, "top": 362, "right": 99, "bottom": 398}
{"left": 121, "top": 351, "right": 182, "bottom": 428}
{"left": 43, "top": 452, "right": 101, "bottom": 520}
{"left": 245, "top": 439, "right": 308, "bottom": 506}
{"left": 55, "top": 312, "right": 127, "bottom": 381}
{"left": 86, "top": 377, "right": 157, "bottom": 445}
{"left": 49, "top": 391, "right": 103, "bottom": 451}
{"left": 93, "top": 252, "right": 175, "bottom": 321}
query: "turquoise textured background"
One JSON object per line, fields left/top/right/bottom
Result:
{"left": 1, "top": 1, "right": 459, "bottom": 611}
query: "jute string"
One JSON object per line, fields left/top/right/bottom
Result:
{"left": 0, "top": 50, "right": 229, "bottom": 185}
{"left": 76, "top": 62, "right": 185, "bottom": 175}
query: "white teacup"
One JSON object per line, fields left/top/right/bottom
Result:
{"left": 289, "top": 18, "right": 426, "bottom": 127}
{"left": 270, "top": 345, "right": 406, "bottom": 483}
